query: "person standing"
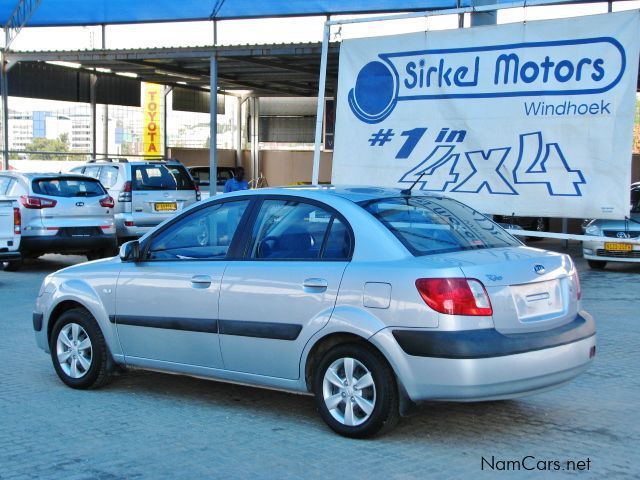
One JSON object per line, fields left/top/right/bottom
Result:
{"left": 224, "top": 167, "right": 249, "bottom": 193}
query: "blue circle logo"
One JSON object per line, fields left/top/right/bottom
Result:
{"left": 348, "top": 61, "right": 397, "bottom": 124}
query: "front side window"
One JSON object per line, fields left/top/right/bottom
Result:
{"left": 147, "top": 200, "right": 249, "bottom": 260}
{"left": 248, "top": 199, "right": 351, "bottom": 260}
{"left": 132, "top": 164, "right": 195, "bottom": 191}
{"left": 32, "top": 178, "right": 106, "bottom": 198}
{"left": 361, "top": 196, "right": 519, "bottom": 256}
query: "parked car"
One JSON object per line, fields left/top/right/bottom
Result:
{"left": 72, "top": 159, "right": 200, "bottom": 241}
{"left": 0, "top": 197, "right": 22, "bottom": 271}
{"left": 0, "top": 172, "right": 116, "bottom": 261}
{"left": 583, "top": 183, "right": 640, "bottom": 269}
{"left": 34, "top": 186, "right": 595, "bottom": 438}
{"left": 187, "top": 165, "right": 235, "bottom": 199}
{"left": 493, "top": 214, "right": 549, "bottom": 237}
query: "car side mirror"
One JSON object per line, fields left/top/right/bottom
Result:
{"left": 119, "top": 240, "right": 140, "bottom": 262}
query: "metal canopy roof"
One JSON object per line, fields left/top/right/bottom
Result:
{"left": 0, "top": 0, "right": 461, "bottom": 27}
{"left": 8, "top": 43, "right": 341, "bottom": 97}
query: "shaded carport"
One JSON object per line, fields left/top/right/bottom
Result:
{"left": 4, "top": 42, "right": 341, "bottom": 184}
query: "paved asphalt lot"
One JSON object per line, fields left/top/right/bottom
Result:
{"left": 1, "top": 241, "right": 639, "bottom": 479}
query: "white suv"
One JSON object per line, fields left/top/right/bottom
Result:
{"left": 0, "top": 172, "right": 117, "bottom": 262}
{"left": 72, "top": 159, "right": 200, "bottom": 240}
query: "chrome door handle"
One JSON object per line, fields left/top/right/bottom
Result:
{"left": 190, "top": 275, "right": 212, "bottom": 288}
{"left": 303, "top": 278, "right": 328, "bottom": 292}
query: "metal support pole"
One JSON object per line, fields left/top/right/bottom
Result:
{"left": 90, "top": 74, "right": 97, "bottom": 158}
{"left": 562, "top": 218, "right": 569, "bottom": 249}
{"left": 163, "top": 86, "right": 172, "bottom": 158}
{"left": 457, "top": 0, "right": 464, "bottom": 28}
{"left": 470, "top": 0, "right": 498, "bottom": 27}
{"left": 209, "top": 54, "right": 218, "bottom": 197}
{"left": 608, "top": 1, "right": 613, "bottom": 12}
{"left": 101, "top": 25, "right": 108, "bottom": 158}
{"left": 1, "top": 53, "right": 9, "bottom": 171}
{"left": 235, "top": 96, "right": 242, "bottom": 167}
{"left": 311, "top": 21, "right": 330, "bottom": 185}
{"left": 253, "top": 97, "right": 259, "bottom": 184}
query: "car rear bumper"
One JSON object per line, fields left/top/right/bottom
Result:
{"left": 371, "top": 312, "right": 596, "bottom": 402}
{"left": 21, "top": 233, "right": 117, "bottom": 254}
{"left": 0, "top": 250, "right": 21, "bottom": 262}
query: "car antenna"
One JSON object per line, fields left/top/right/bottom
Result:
{"left": 400, "top": 169, "right": 430, "bottom": 196}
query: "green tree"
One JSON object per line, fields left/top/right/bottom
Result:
{"left": 25, "top": 134, "right": 70, "bottom": 160}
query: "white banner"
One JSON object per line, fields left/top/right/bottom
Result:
{"left": 332, "top": 11, "right": 640, "bottom": 219}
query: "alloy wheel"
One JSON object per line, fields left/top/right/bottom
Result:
{"left": 56, "top": 323, "right": 93, "bottom": 379}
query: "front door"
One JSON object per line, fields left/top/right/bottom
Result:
{"left": 219, "top": 198, "right": 353, "bottom": 379}
{"left": 115, "top": 199, "right": 250, "bottom": 368}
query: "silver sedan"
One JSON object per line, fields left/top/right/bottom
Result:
{"left": 33, "top": 186, "right": 595, "bottom": 437}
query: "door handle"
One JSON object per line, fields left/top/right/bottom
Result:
{"left": 303, "top": 278, "right": 328, "bottom": 292}
{"left": 190, "top": 275, "right": 212, "bottom": 288}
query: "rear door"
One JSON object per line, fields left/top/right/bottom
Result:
{"left": 0, "top": 199, "right": 19, "bottom": 251}
{"left": 115, "top": 198, "right": 251, "bottom": 367}
{"left": 130, "top": 164, "right": 196, "bottom": 227}
{"left": 218, "top": 197, "right": 353, "bottom": 379}
{"left": 31, "top": 176, "right": 113, "bottom": 233}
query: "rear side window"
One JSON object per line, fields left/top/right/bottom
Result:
{"left": 100, "top": 166, "right": 119, "bottom": 188}
{"left": 248, "top": 199, "right": 351, "bottom": 261}
{"left": 32, "top": 178, "right": 106, "bottom": 198}
{"left": 361, "top": 196, "right": 520, "bottom": 256}
{"left": 131, "top": 164, "right": 194, "bottom": 191}
{"left": 82, "top": 166, "right": 101, "bottom": 179}
{"left": 0, "top": 176, "right": 13, "bottom": 195}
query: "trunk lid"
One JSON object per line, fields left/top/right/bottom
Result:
{"left": 423, "top": 246, "right": 579, "bottom": 334}
{"left": 0, "top": 200, "right": 18, "bottom": 249}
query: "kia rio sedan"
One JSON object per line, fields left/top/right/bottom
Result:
{"left": 33, "top": 186, "right": 596, "bottom": 438}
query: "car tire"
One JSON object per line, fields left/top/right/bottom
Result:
{"left": 49, "top": 308, "right": 112, "bottom": 389}
{"left": 587, "top": 260, "right": 607, "bottom": 270}
{"left": 2, "top": 258, "right": 22, "bottom": 271}
{"left": 313, "top": 343, "right": 399, "bottom": 438}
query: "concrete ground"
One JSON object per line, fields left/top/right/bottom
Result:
{"left": 1, "top": 241, "right": 638, "bottom": 479}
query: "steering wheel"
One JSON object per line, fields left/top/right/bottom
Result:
{"left": 258, "top": 235, "right": 279, "bottom": 258}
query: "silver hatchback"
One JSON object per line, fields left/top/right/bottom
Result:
{"left": 34, "top": 187, "right": 595, "bottom": 437}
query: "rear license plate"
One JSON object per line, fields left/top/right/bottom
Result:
{"left": 604, "top": 242, "right": 632, "bottom": 252}
{"left": 154, "top": 202, "right": 177, "bottom": 212}
{"left": 511, "top": 279, "right": 563, "bottom": 322}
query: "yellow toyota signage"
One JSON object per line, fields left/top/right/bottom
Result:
{"left": 142, "top": 83, "right": 163, "bottom": 157}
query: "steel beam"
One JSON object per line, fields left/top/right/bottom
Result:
{"left": 4, "top": 0, "right": 43, "bottom": 51}
{"left": 311, "top": 22, "right": 330, "bottom": 185}
{"left": 209, "top": 54, "right": 218, "bottom": 197}
{"left": 1, "top": 53, "right": 8, "bottom": 170}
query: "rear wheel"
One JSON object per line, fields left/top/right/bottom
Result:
{"left": 313, "top": 343, "right": 399, "bottom": 438}
{"left": 49, "top": 308, "right": 112, "bottom": 389}
{"left": 588, "top": 260, "right": 607, "bottom": 270}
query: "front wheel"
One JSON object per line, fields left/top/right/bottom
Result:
{"left": 313, "top": 343, "right": 399, "bottom": 438}
{"left": 49, "top": 308, "right": 112, "bottom": 389}
{"left": 588, "top": 260, "right": 607, "bottom": 270}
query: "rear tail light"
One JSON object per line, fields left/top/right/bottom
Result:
{"left": 13, "top": 207, "right": 21, "bottom": 234}
{"left": 118, "top": 181, "right": 132, "bottom": 202}
{"left": 99, "top": 196, "right": 115, "bottom": 208}
{"left": 124, "top": 220, "right": 135, "bottom": 227}
{"left": 415, "top": 278, "right": 493, "bottom": 316}
{"left": 194, "top": 183, "right": 201, "bottom": 201}
{"left": 572, "top": 271, "right": 582, "bottom": 300}
{"left": 19, "top": 195, "right": 57, "bottom": 209}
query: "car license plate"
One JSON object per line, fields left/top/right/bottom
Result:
{"left": 154, "top": 202, "right": 177, "bottom": 212}
{"left": 511, "top": 279, "right": 563, "bottom": 322}
{"left": 604, "top": 242, "right": 632, "bottom": 252}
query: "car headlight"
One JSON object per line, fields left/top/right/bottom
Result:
{"left": 585, "top": 224, "right": 601, "bottom": 236}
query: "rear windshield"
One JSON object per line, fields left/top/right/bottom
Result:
{"left": 361, "top": 196, "right": 520, "bottom": 256}
{"left": 32, "top": 177, "right": 106, "bottom": 198}
{"left": 131, "top": 164, "right": 195, "bottom": 191}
